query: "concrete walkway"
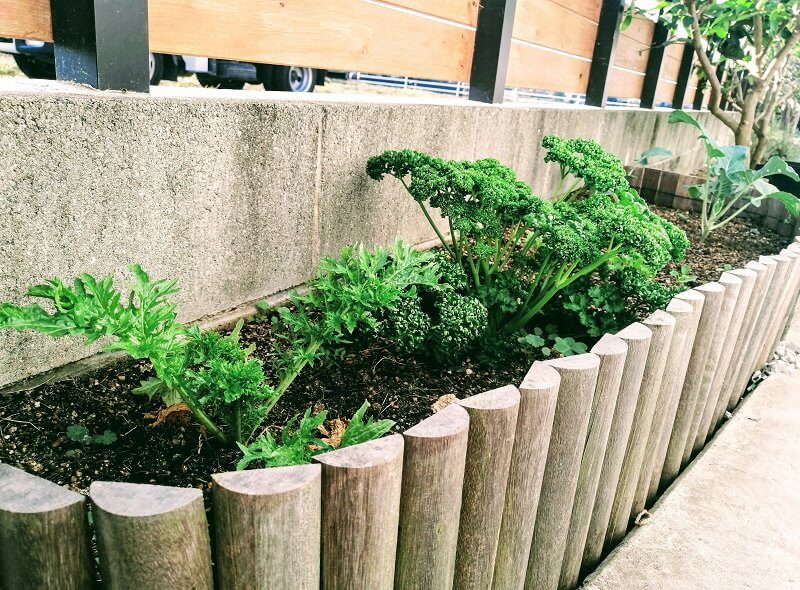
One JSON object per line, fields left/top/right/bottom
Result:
{"left": 582, "top": 326, "right": 800, "bottom": 588}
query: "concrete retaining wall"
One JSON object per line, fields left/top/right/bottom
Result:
{"left": 0, "top": 80, "right": 732, "bottom": 387}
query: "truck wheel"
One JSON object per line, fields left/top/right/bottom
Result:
{"left": 12, "top": 55, "right": 55, "bottom": 80}
{"left": 149, "top": 53, "right": 164, "bottom": 86}
{"left": 196, "top": 73, "right": 245, "bottom": 90}
{"left": 266, "top": 66, "right": 316, "bottom": 92}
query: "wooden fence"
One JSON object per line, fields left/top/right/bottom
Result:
{"left": 0, "top": 0, "right": 705, "bottom": 105}
{"left": 2, "top": 239, "right": 799, "bottom": 589}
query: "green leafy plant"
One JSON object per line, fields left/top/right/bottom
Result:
{"left": 670, "top": 110, "right": 800, "bottom": 242}
{"left": 518, "top": 325, "right": 588, "bottom": 358}
{"left": 670, "top": 264, "right": 698, "bottom": 287}
{"left": 367, "top": 138, "right": 688, "bottom": 339}
{"left": 635, "top": 147, "right": 672, "bottom": 167}
{"left": 66, "top": 425, "right": 118, "bottom": 446}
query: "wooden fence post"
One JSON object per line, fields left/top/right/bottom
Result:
{"left": 90, "top": 482, "right": 213, "bottom": 590}
{"left": 640, "top": 19, "right": 668, "bottom": 109}
{"left": 212, "top": 465, "right": 321, "bottom": 590}
{"left": 672, "top": 43, "right": 695, "bottom": 108}
{"left": 633, "top": 298, "right": 694, "bottom": 513}
{"left": 559, "top": 335, "right": 627, "bottom": 590}
{"left": 606, "top": 311, "right": 674, "bottom": 545}
{"left": 750, "top": 255, "right": 790, "bottom": 372}
{"left": 585, "top": 0, "right": 624, "bottom": 107}
{"left": 760, "top": 249, "right": 800, "bottom": 366}
{"left": 468, "top": 0, "right": 516, "bottom": 103}
{"left": 493, "top": 365, "right": 559, "bottom": 590}
{"left": 648, "top": 289, "right": 704, "bottom": 500}
{"left": 581, "top": 324, "right": 652, "bottom": 575}
{"left": 454, "top": 385, "right": 520, "bottom": 590}
{"left": 0, "top": 464, "right": 92, "bottom": 590}
{"left": 660, "top": 282, "right": 723, "bottom": 489}
{"left": 701, "top": 268, "right": 757, "bottom": 445}
{"left": 316, "top": 435, "right": 404, "bottom": 590}
{"left": 525, "top": 353, "right": 600, "bottom": 590}
{"left": 396, "top": 405, "right": 470, "bottom": 590}
{"left": 685, "top": 272, "right": 742, "bottom": 461}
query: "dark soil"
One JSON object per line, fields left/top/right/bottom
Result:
{"left": 0, "top": 206, "right": 791, "bottom": 493}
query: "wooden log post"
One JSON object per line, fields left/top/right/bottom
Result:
{"left": 660, "top": 282, "right": 723, "bottom": 489}
{"left": 581, "top": 324, "right": 652, "bottom": 576}
{"left": 454, "top": 385, "right": 520, "bottom": 590}
{"left": 769, "top": 245, "right": 800, "bottom": 355}
{"left": 525, "top": 353, "right": 600, "bottom": 590}
{"left": 396, "top": 404, "right": 470, "bottom": 590}
{"left": 722, "top": 260, "right": 773, "bottom": 414}
{"left": 0, "top": 464, "right": 92, "bottom": 590}
{"left": 760, "top": 249, "right": 800, "bottom": 366}
{"left": 750, "top": 255, "right": 790, "bottom": 373}
{"left": 648, "top": 289, "right": 704, "bottom": 501}
{"left": 685, "top": 272, "right": 742, "bottom": 460}
{"left": 633, "top": 298, "right": 694, "bottom": 514}
{"left": 315, "top": 435, "right": 404, "bottom": 590}
{"left": 90, "top": 482, "right": 213, "bottom": 590}
{"left": 212, "top": 465, "right": 321, "bottom": 590}
{"left": 606, "top": 311, "right": 674, "bottom": 545}
{"left": 702, "top": 268, "right": 757, "bottom": 443}
{"left": 493, "top": 365, "right": 559, "bottom": 590}
{"left": 559, "top": 335, "right": 627, "bottom": 590}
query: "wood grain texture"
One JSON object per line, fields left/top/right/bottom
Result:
{"left": 0, "top": 463, "right": 92, "bottom": 590}
{"left": 507, "top": 42, "right": 591, "bottom": 92}
{"left": 90, "top": 481, "right": 213, "bottom": 590}
{"left": 606, "top": 311, "right": 674, "bottom": 545}
{"left": 559, "top": 335, "right": 627, "bottom": 590}
{"left": 387, "top": 0, "right": 479, "bottom": 26}
{"left": 648, "top": 292, "right": 704, "bottom": 502}
{"left": 746, "top": 255, "right": 789, "bottom": 378}
{"left": 396, "top": 404, "right": 470, "bottom": 590}
{"left": 211, "top": 465, "right": 321, "bottom": 590}
{"left": 760, "top": 249, "right": 800, "bottom": 367}
{"left": 513, "top": 0, "right": 598, "bottom": 58}
{"left": 771, "top": 244, "right": 800, "bottom": 356}
{"left": 525, "top": 353, "right": 600, "bottom": 590}
{"left": 0, "top": 0, "right": 51, "bottom": 41}
{"left": 454, "top": 385, "right": 521, "bottom": 590}
{"left": 685, "top": 273, "right": 742, "bottom": 461}
{"left": 581, "top": 323, "right": 653, "bottom": 575}
{"left": 549, "top": 0, "right": 602, "bottom": 22}
{"left": 613, "top": 33, "right": 650, "bottom": 73}
{"left": 493, "top": 364, "right": 560, "bottom": 590}
{"left": 660, "top": 282, "right": 724, "bottom": 489}
{"left": 607, "top": 67, "right": 646, "bottom": 100}
{"left": 723, "top": 260, "right": 774, "bottom": 412}
{"left": 632, "top": 298, "right": 694, "bottom": 514}
{"left": 315, "top": 435, "right": 404, "bottom": 590}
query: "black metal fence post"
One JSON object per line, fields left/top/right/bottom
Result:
{"left": 640, "top": 20, "right": 668, "bottom": 109}
{"left": 49, "top": 0, "right": 150, "bottom": 92}
{"left": 468, "top": 0, "right": 517, "bottom": 104}
{"left": 692, "top": 77, "right": 706, "bottom": 110}
{"left": 671, "top": 43, "right": 694, "bottom": 109}
{"left": 585, "top": 0, "right": 624, "bottom": 107}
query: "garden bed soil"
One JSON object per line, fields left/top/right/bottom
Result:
{"left": 0, "top": 205, "right": 792, "bottom": 494}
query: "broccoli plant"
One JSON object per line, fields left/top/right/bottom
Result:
{"left": 367, "top": 139, "right": 688, "bottom": 338}
{"left": 669, "top": 110, "right": 800, "bottom": 242}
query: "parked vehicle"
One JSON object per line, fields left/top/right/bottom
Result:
{"left": 0, "top": 38, "right": 323, "bottom": 92}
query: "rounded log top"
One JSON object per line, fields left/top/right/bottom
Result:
{"left": 746, "top": 260, "right": 768, "bottom": 272}
{"left": 0, "top": 463, "right": 84, "bottom": 513}
{"left": 666, "top": 297, "right": 694, "bottom": 315}
{"left": 729, "top": 268, "right": 757, "bottom": 280}
{"left": 591, "top": 333, "right": 628, "bottom": 357}
{"left": 90, "top": 481, "right": 202, "bottom": 517}
{"left": 314, "top": 433, "right": 404, "bottom": 469}
{"left": 695, "top": 281, "right": 725, "bottom": 294}
{"left": 212, "top": 464, "right": 320, "bottom": 497}
{"left": 781, "top": 248, "right": 798, "bottom": 258}
{"left": 787, "top": 242, "right": 800, "bottom": 253}
{"left": 758, "top": 255, "right": 778, "bottom": 267}
{"left": 643, "top": 309, "right": 677, "bottom": 327}
{"left": 545, "top": 352, "right": 601, "bottom": 372}
{"left": 676, "top": 288, "right": 705, "bottom": 302}
{"left": 718, "top": 272, "right": 743, "bottom": 286}
{"left": 458, "top": 384, "right": 521, "bottom": 411}
{"left": 615, "top": 321, "right": 652, "bottom": 341}
{"left": 520, "top": 361, "right": 561, "bottom": 392}
{"left": 404, "top": 403, "right": 469, "bottom": 439}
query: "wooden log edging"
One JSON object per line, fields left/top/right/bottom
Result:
{"left": 0, "top": 463, "right": 92, "bottom": 590}
{"left": 90, "top": 481, "right": 213, "bottom": 590}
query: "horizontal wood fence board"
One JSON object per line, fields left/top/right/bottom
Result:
{"left": 613, "top": 34, "right": 649, "bottom": 73}
{"left": 0, "top": 0, "right": 51, "bottom": 41}
{"left": 686, "top": 273, "right": 742, "bottom": 461}
{"left": 493, "top": 365, "right": 559, "bottom": 590}
{"left": 90, "top": 481, "right": 213, "bottom": 590}
{"left": 633, "top": 298, "right": 694, "bottom": 514}
{"left": 396, "top": 404, "right": 470, "bottom": 590}
{"left": 606, "top": 312, "right": 674, "bottom": 545}
{"left": 721, "top": 260, "right": 772, "bottom": 414}
{"left": 526, "top": 353, "right": 600, "bottom": 590}
{"left": 648, "top": 289, "right": 704, "bottom": 501}
{"left": 549, "top": 0, "right": 601, "bottom": 22}
{"left": 512, "top": 0, "right": 598, "bottom": 58}
{"left": 211, "top": 465, "right": 321, "bottom": 590}
{"left": 621, "top": 15, "right": 655, "bottom": 46}
{"left": 454, "top": 385, "right": 521, "bottom": 590}
{"left": 315, "top": 434, "right": 404, "bottom": 590}
{"left": 386, "top": 0, "right": 479, "bottom": 26}
{"left": 507, "top": 42, "right": 591, "bottom": 92}
{"left": 654, "top": 79, "right": 678, "bottom": 103}
{"left": 560, "top": 335, "right": 628, "bottom": 590}
{"left": 581, "top": 324, "right": 652, "bottom": 575}
{"left": 607, "top": 67, "right": 645, "bottom": 100}
{"left": 660, "top": 282, "right": 724, "bottom": 489}
{"left": 661, "top": 44, "right": 684, "bottom": 81}
{"left": 706, "top": 268, "right": 758, "bottom": 441}
{"left": 0, "top": 463, "right": 92, "bottom": 590}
